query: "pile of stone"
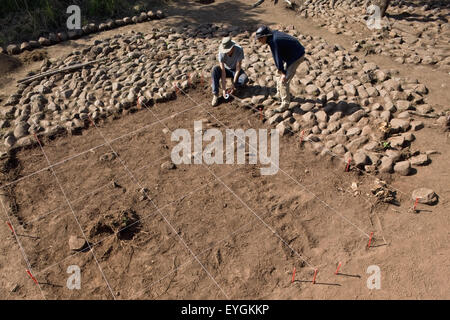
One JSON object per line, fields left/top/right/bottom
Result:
{"left": 1, "top": 10, "right": 166, "bottom": 56}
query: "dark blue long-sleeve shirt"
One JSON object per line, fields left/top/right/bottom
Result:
{"left": 267, "top": 30, "right": 305, "bottom": 74}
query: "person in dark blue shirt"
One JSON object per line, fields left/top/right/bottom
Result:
{"left": 255, "top": 25, "right": 306, "bottom": 111}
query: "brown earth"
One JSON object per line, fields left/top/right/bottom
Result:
{"left": 0, "top": 0, "right": 449, "bottom": 300}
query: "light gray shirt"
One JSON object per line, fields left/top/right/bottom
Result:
{"left": 217, "top": 45, "right": 244, "bottom": 71}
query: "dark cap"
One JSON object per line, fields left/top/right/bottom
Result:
{"left": 255, "top": 25, "right": 272, "bottom": 39}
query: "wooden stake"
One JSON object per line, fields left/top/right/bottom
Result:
{"left": 6, "top": 221, "right": 15, "bottom": 234}
{"left": 335, "top": 262, "right": 342, "bottom": 275}
{"left": 26, "top": 270, "right": 38, "bottom": 284}
{"left": 345, "top": 158, "right": 351, "bottom": 172}
{"left": 312, "top": 269, "right": 318, "bottom": 284}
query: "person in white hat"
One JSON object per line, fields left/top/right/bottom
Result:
{"left": 211, "top": 36, "right": 248, "bottom": 107}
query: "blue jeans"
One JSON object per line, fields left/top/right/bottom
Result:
{"left": 211, "top": 65, "right": 249, "bottom": 95}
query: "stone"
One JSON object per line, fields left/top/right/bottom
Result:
{"left": 303, "top": 112, "right": 316, "bottom": 123}
{"left": 305, "top": 84, "right": 320, "bottom": 96}
{"left": 161, "top": 161, "right": 176, "bottom": 170}
{"left": 300, "top": 102, "right": 314, "bottom": 112}
{"left": 410, "top": 154, "right": 429, "bottom": 166}
{"left": 348, "top": 110, "right": 365, "bottom": 123}
{"left": 393, "top": 160, "right": 411, "bottom": 176}
{"left": 363, "top": 62, "right": 377, "bottom": 72}
{"left": 38, "top": 37, "right": 51, "bottom": 46}
{"left": 411, "top": 188, "right": 437, "bottom": 205}
{"left": 384, "top": 79, "right": 401, "bottom": 91}
{"left": 354, "top": 150, "right": 370, "bottom": 168}
{"left": 315, "top": 110, "right": 328, "bottom": 123}
{"left": 252, "top": 95, "right": 266, "bottom": 105}
{"left": 14, "top": 122, "right": 30, "bottom": 139}
{"left": 6, "top": 44, "right": 20, "bottom": 55}
{"left": 276, "top": 121, "right": 291, "bottom": 136}
{"left": 388, "top": 136, "right": 405, "bottom": 148}
{"left": 396, "top": 100, "right": 412, "bottom": 111}
{"left": 364, "top": 141, "right": 378, "bottom": 151}
{"left": 390, "top": 118, "right": 410, "bottom": 132}
{"left": 411, "top": 121, "right": 424, "bottom": 131}
{"left": 346, "top": 127, "right": 361, "bottom": 137}
{"left": 386, "top": 149, "right": 401, "bottom": 161}
{"left": 20, "top": 42, "right": 31, "bottom": 51}
{"left": 347, "top": 136, "right": 368, "bottom": 152}
{"left": 274, "top": 103, "right": 289, "bottom": 113}
{"left": 69, "top": 235, "right": 86, "bottom": 251}
{"left": 332, "top": 144, "right": 346, "bottom": 155}
{"left": 4, "top": 135, "right": 16, "bottom": 148}
{"left": 402, "top": 132, "right": 415, "bottom": 142}
{"left": 416, "top": 104, "right": 432, "bottom": 114}
{"left": 343, "top": 83, "right": 356, "bottom": 96}
{"left": 268, "top": 114, "right": 283, "bottom": 125}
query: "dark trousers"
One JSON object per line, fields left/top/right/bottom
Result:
{"left": 211, "top": 65, "right": 249, "bottom": 95}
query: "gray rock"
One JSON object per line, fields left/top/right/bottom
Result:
{"left": 14, "top": 122, "right": 30, "bottom": 139}
{"left": 315, "top": 110, "right": 328, "bottom": 123}
{"left": 276, "top": 121, "right": 291, "bottom": 136}
{"left": 411, "top": 188, "right": 437, "bottom": 205}
{"left": 343, "top": 83, "right": 356, "bottom": 96}
{"left": 6, "top": 44, "right": 20, "bottom": 55}
{"left": 347, "top": 136, "right": 368, "bottom": 152}
{"left": 268, "top": 114, "right": 283, "bottom": 125}
{"left": 38, "top": 37, "right": 51, "bottom": 46}
{"left": 305, "top": 84, "right": 320, "bottom": 96}
{"left": 346, "top": 127, "right": 361, "bottom": 137}
{"left": 393, "top": 160, "right": 411, "bottom": 176}
{"left": 363, "top": 141, "right": 378, "bottom": 151}
{"left": 396, "top": 100, "right": 412, "bottom": 111}
{"left": 384, "top": 79, "right": 401, "bottom": 91}
{"left": 252, "top": 95, "right": 266, "bottom": 105}
{"left": 354, "top": 150, "right": 370, "bottom": 168}
{"left": 379, "top": 157, "right": 393, "bottom": 173}
{"left": 4, "top": 135, "right": 16, "bottom": 148}
{"left": 348, "top": 110, "right": 365, "bottom": 122}
{"left": 388, "top": 136, "right": 405, "bottom": 148}
{"left": 390, "top": 118, "right": 410, "bottom": 132}
{"left": 332, "top": 144, "right": 346, "bottom": 155}
{"left": 300, "top": 102, "right": 315, "bottom": 112}
{"left": 380, "top": 110, "right": 391, "bottom": 122}
{"left": 416, "top": 104, "right": 432, "bottom": 114}
{"left": 385, "top": 149, "right": 401, "bottom": 161}
{"left": 411, "top": 120, "right": 424, "bottom": 131}
{"left": 161, "top": 161, "right": 176, "bottom": 170}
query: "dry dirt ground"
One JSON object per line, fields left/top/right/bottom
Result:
{"left": 0, "top": 0, "right": 449, "bottom": 300}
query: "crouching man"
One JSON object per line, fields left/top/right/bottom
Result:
{"left": 211, "top": 36, "right": 249, "bottom": 107}
{"left": 255, "top": 26, "right": 305, "bottom": 111}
